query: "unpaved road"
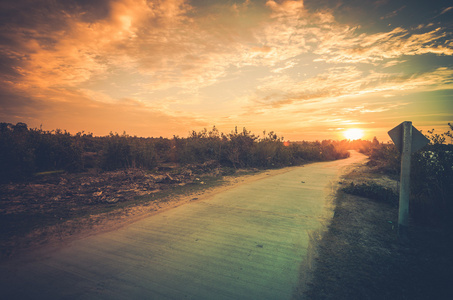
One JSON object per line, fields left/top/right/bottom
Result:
{"left": 0, "top": 152, "right": 366, "bottom": 300}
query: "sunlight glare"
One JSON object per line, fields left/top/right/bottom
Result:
{"left": 344, "top": 128, "right": 364, "bottom": 140}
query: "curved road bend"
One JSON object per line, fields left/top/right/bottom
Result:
{"left": 0, "top": 151, "right": 367, "bottom": 299}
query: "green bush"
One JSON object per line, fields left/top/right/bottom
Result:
{"left": 362, "top": 123, "right": 453, "bottom": 230}
{"left": 0, "top": 123, "right": 353, "bottom": 182}
{"left": 0, "top": 123, "right": 83, "bottom": 181}
{"left": 367, "top": 143, "right": 400, "bottom": 175}
{"left": 100, "top": 133, "right": 132, "bottom": 170}
{"left": 410, "top": 143, "right": 453, "bottom": 229}
{"left": 0, "top": 123, "right": 36, "bottom": 181}
{"left": 342, "top": 182, "right": 398, "bottom": 206}
{"left": 224, "top": 127, "right": 257, "bottom": 168}
{"left": 130, "top": 138, "right": 157, "bottom": 169}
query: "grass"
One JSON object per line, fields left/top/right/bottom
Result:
{"left": 300, "top": 165, "right": 452, "bottom": 299}
{"left": 342, "top": 181, "right": 398, "bottom": 206}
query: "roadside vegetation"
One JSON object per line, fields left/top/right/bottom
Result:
{"left": 346, "top": 123, "right": 453, "bottom": 232}
{"left": 302, "top": 123, "right": 453, "bottom": 300}
{"left": 0, "top": 123, "right": 350, "bottom": 183}
{"left": 342, "top": 181, "right": 398, "bottom": 206}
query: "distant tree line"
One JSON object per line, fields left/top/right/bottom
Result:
{"left": 0, "top": 123, "right": 352, "bottom": 182}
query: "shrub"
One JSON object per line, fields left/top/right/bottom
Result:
{"left": 130, "top": 138, "right": 157, "bottom": 169}
{"left": 342, "top": 182, "right": 398, "bottom": 206}
{"left": 0, "top": 123, "right": 355, "bottom": 182}
{"left": 100, "top": 133, "right": 132, "bottom": 170}
{"left": 367, "top": 143, "right": 400, "bottom": 175}
{"left": 363, "top": 123, "right": 453, "bottom": 230}
{"left": 410, "top": 143, "right": 453, "bottom": 228}
{"left": 0, "top": 123, "right": 36, "bottom": 181}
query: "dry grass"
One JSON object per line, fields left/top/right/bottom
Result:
{"left": 296, "top": 165, "right": 453, "bottom": 299}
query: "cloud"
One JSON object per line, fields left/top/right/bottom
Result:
{"left": 0, "top": 0, "right": 452, "bottom": 140}
{"left": 247, "top": 66, "right": 453, "bottom": 121}
{"left": 265, "top": 0, "right": 304, "bottom": 17}
{"left": 1, "top": 0, "right": 197, "bottom": 87}
{"left": 6, "top": 0, "right": 448, "bottom": 98}
{"left": 440, "top": 6, "right": 453, "bottom": 15}
{"left": 382, "top": 59, "right": 406, "bottom": 68}
{"left": 315, "top": 26, "right": 452, "bottom": 64}
{"left": 0, "top": 0, "right": 315, "bottom": 97}
{"left": 0, "top": 81, "right": 206, "bottom": 137}
{"left": 380, "top": 5, "right": 406, "bottom": 20}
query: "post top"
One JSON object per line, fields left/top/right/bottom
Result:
{"left": 388, "top": 122, "right": 429, "bottom": 153}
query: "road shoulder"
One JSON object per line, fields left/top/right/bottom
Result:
{"left": 295, "top": 164, "right": 452, "bottom": 299}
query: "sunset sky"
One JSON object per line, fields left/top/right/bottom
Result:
{"left": 1, "top": 0, "right": 452, "bottom": 141}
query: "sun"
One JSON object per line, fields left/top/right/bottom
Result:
{"left": 344, "top": 128, "right": 364, "bottom": 140}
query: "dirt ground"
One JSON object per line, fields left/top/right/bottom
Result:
{"left": 0, "top": 164, "right": 289, "bottom": 261}
{"left": 296, "top": 164, "right": 453, "bottom": 300}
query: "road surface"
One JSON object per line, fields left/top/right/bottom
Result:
{"left": 0, "top": 151, "right": 366, "bottom": 299}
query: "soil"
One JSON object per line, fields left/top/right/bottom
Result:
{"left": 0, "top": 162, "right": 285, "bottom": 261}
{"left": 296, "top": 164, "right": 453, "bottom": 300}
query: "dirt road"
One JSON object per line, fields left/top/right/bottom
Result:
{"left": 0, "top": 152, "right": 367, "bottom": 299}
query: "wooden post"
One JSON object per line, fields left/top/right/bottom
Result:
{"left": 398, "top": 121, "right": 412, "bottom": 241}
{"left": 389, "top": 121, "right": 428, "bottom": 242}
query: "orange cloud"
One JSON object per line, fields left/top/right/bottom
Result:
{"left": 1, "top": 0, "right": 451, "bottom": 141}
{"left": 315, "top": 27, "right": 452, "bottom": 64}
